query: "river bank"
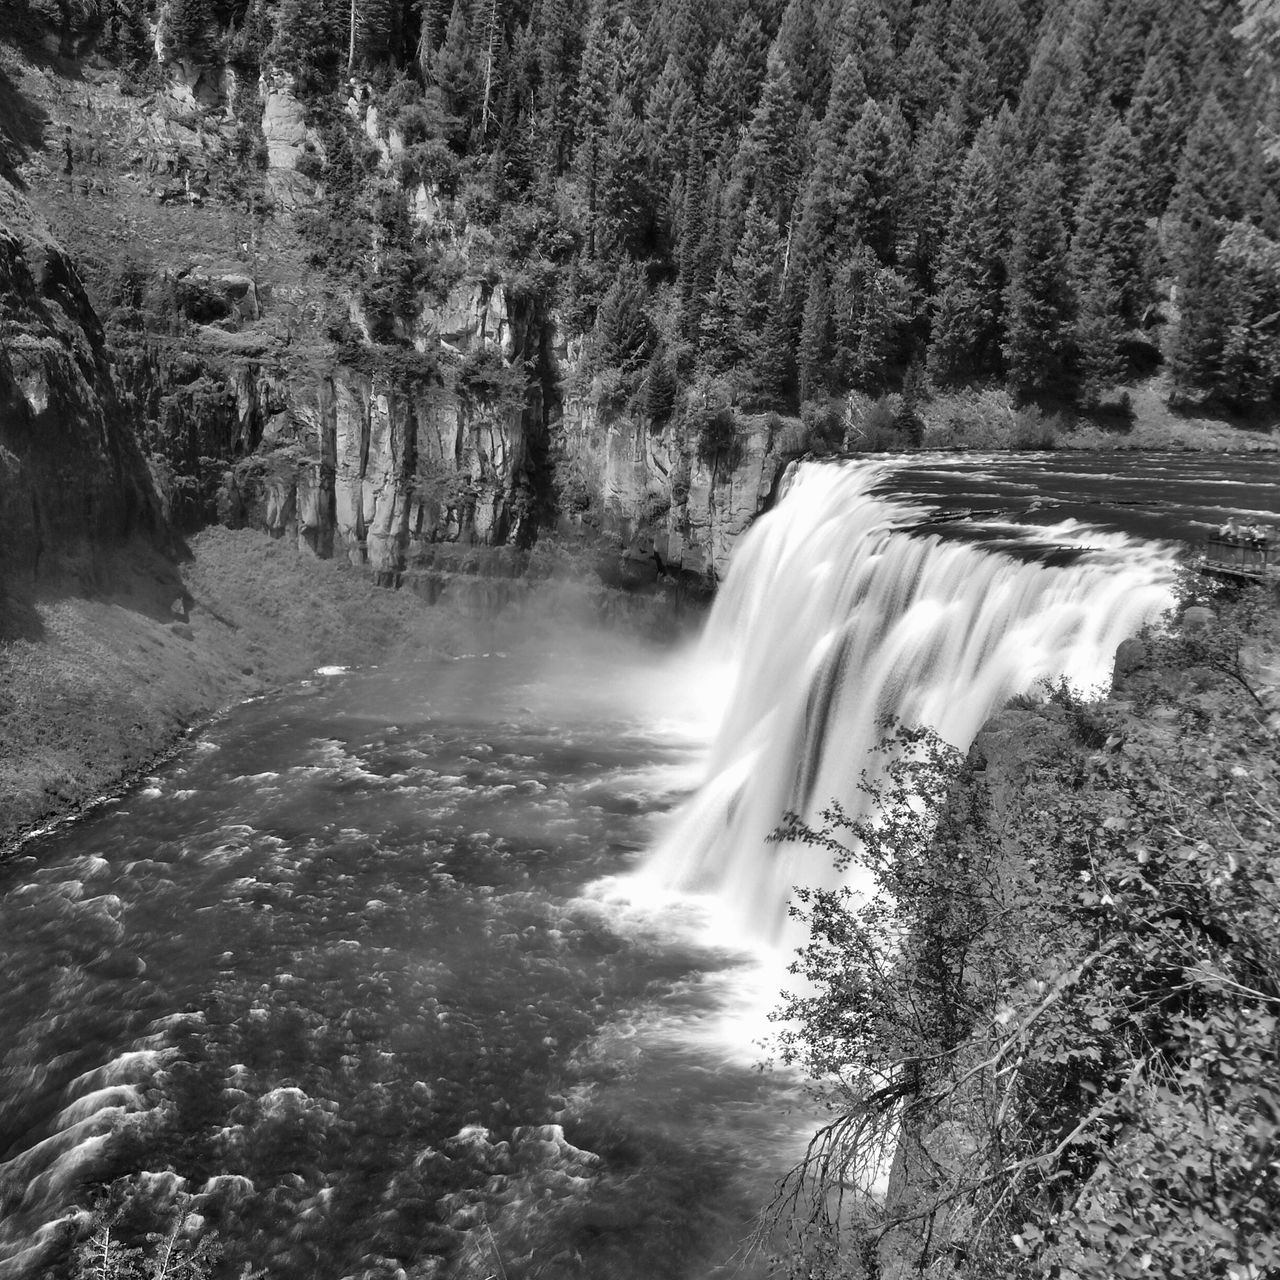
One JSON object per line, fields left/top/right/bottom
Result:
{"left": 0, "top": 528, "right": 468, "bottom": 852}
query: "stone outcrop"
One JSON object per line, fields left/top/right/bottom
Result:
{"left": 120, "top": 267, "right": 789, "bottom": 584}
{"left": 0, "top": 178, "right": 166, "bottom": 589}
{"left": 0, "top": 41, "right": 787, "bottom": 596}
{"left": 551, "top": 353, "right": 791, "bottom": 580}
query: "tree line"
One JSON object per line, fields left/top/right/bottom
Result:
{"left": 42, "top": 0, "right": 1280, "bottom": 415}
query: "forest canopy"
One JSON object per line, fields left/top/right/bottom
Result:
{"left": 25, "top": 0, "right": 1280, "bottom": 414}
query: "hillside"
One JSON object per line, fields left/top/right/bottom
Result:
{"left": 1, "top": 0, "right": 1277, "bottom": 606}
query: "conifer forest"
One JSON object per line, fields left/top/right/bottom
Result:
{"left": 42, "top": 0, "right": 1280, "bottom": 419}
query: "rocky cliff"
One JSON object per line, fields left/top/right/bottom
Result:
{"left": 2, "top": 41, "right": 791, "bottom": 600}
{"left": 0, "top": 175, "right": 166, "bottom": 593}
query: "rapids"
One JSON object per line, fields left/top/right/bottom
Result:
{"left": 1, "top": 454, "right": 1275, "bottom": 1278}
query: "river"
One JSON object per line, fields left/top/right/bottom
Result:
{"left": 1, "top": 452, "right": 1277, "bottom": 1279}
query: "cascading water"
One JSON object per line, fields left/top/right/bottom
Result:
{"left": 639, "top": 459, "right": 1178, "bottom": 949}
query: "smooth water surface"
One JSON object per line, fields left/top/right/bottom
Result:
{"left": 880, "top": 451, "right": 1280, "bottom": 548}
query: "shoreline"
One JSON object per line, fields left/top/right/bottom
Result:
{"left": 0, "top": 527, "right": 469, "bottom": 853}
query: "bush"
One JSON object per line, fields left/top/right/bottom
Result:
{"left": 845, "top": 394, "right": 901, "bottom": 451}
{"left": 1010, "top": 405, "right": 1062, "bottom": 450}
{"left": 689, "top": 404, "right": 743, "bottom": 470}
{"left": 798, "top": 400, "right": 844, "bottom": 452}
{"left": 591, "top": 365, "right": 631, "bottom": 419}
{"left": 771, "top": 591, "right": 1280, "bottom": 1280}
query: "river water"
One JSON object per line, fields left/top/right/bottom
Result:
{"left": 1, "top": 453, "right": 1277, "bottom": 1279}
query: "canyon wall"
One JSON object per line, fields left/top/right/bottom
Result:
{"left": 0, "top": 177, "right": 168, "bottom": 592}
{"left": 2, "top": 51, "right": 791, "bottom": 600}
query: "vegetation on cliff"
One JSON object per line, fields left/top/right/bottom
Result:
{"left": 771, "top": 580, "right": 1280, "bottom": 1278}
{"left": 13, "top": 0, "right": 1280, "bottom": 443}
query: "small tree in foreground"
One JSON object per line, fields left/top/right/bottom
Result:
{"left": 768, "top": 589, "right": 1280, "bottom": 1279}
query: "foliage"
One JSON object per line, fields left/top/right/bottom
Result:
{"left": 688, "top": 403, "right": 742, "bottom": 471}
{"left": 456, "top": 343, "right": 527, "bottom": 408}
{"left": 101, "top": 0, "right": 1268, "bottom": 415}
{"left": 770, "top": 587, "right": 1280, "bottom": 1279}
{"left": 70, "top": 1200, "right": 226, "bottom": 1280}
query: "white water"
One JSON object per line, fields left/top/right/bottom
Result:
{"left": 639, "top": 460, "right": 1178, "bottom": 950}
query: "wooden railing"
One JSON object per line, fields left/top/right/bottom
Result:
{"left": 1204, "top": 535, "right": 1273, "bottom": 575}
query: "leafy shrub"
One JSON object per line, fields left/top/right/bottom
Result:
{"left": 1011, "top": 405, "right": 1062, "bottom": 449}
{"left": 457, "top": 345, "right": 527, "bottom": 407}
{"left": 591, "top": 365, "right": 632, "bottom": 419}
{"left": 689, "top": 404, "right": 743, "bottom": 470}
{"left": 771, "top": 591, "right": 1280, "bottom": 1280}
{"left": 800, "top": 399, "right": 845, "bottom": 452}
{"left": 845, "top": 394, "right": 901, "bottom": 451}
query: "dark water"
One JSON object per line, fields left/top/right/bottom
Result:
{"left": 880, "top": 451, "right": 1280, "bottom": 549}
{"left": 0, "top": 632, "right": 804, "bottom": 1280}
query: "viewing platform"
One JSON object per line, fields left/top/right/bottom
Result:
{"left": 1200, "top": 531, "right": 1276, "bottom": 583}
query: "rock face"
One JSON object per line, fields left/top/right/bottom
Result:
{"left": 134, "top": 278, "right": 553, "bottom": 580}
{"left": 122, "top": 269, "right": 788, "bottom": 584}
{"left": 0, "top": 179, "right": 165, "bottom": 589}
{"left": 553, "top": 386, "right": 788, "bottom": 580}
{"left": 0, "top": 45, "right": 786, "bottom": 594}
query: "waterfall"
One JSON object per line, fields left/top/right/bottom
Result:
{"left": 641, "top": 459, "right": 1177, "bottom": 949}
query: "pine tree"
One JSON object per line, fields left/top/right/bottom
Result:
{"left": 699, "top": 267, "right": 738, "bottom": 370}
{"left": 1125, "top": 43, "right": 1188, "bottom": 215}
{"left": 663, "top": 0, "right": 713, "bottom": 87}
{"left": 573, "top": 7, "right": 613, "bottom": 252}
{"left": 831, "top": 0, "right": 895, "bottom": 102}
{"left": 893, "top": 27, "right": 950, "bottom": 128}
{"left": 948, "top": 28, "right": 1001, "bottom": 131}
{"left": 1168, "top": 217, "right": 1231, "bottom": 402}
{"left": 819, "top": 52, "right": 868, "bottom": 154}
{"left": 774, "top": 0, "right": 830, "bottom": 112}
{"left": 611, "top": 16, "right": 648, "bottom": 112}
{"left": 965, "top": 0, "right": 1033, "bottom": 104}
{"left": 729, "top": 10, "right": 769, "bottom": 111}
{"left": 928, "top": 133, "right": 1007, "bottom": 385}
{"left": 830, "top": 97, "right": 909, "bottom": 265}
{"left": 432, "top": 0, "right": 479, "bottom": 131}
{"left": 168, "top": 0, "right": 212, "bottom": 59}
{"left": 533, "top": 0, "right": 581, "bottom": 178}
{"left": 736, "top": 55, "right": 804, "bottom": 228}
{"left": 1003, "top": 161, "right": 1074, "bottom": 403}
{"left": 1070, "top": 119, "right": 1149, "bottom": 326}
{"left": 728, "top": 197, "right": 783, "bottom": 370}
{"left": 904, "top": 106, "right": 964, "bottom": 297}
{"left": 701, "top": 42, "right": 743, "bottom": 147}
{"left": 764, "top": 261, "right": 803, "bottom": 399}
{"left": 597, "top": 92, "right": 652, "bottom": 260}
{"left": 642, "top": 345, "right": 679, "bottom": 422}
{"left": 1168, "top": 91, "right": 1246, "bottom": 235}
{"left": 270, "top": 0, "right": 342, "bottom": 90}
{"left": 415, "top": 0, "right": 452, "bottom": 64}
{"left": 856, "top": 258, "right": 914, "bottom": 389}
{"left": 1218, "top": 223, "right": 1280, "bottom": 409}
{"left": 830, "top": 245, "right": 913, "bottom": 391}
{"left": 1234, "top": 0, "right": 1280, "bottom": 164}
{"left": 1094, "top": 0, "right": 1157, "bottom": 112}
{"left": 798, "top": 266, "right": 831, "bottom": 401}
{"left": 595, "top": 263, "right": 653, "bottom": 371}
{"left": 645, "top": 54, "right": 696, "bottom": 186}
{"left": 104, "top": 0, "right": 156, "bottom": 68}
{"left": 791, "top": 53, "right": 866, "bottom": 272}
